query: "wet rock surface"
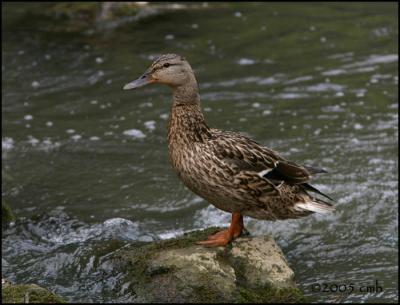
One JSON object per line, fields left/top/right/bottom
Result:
{"left": 111, "top": 228, "right": 304, "bottom": 303}
{"left": 2, "top": 201, "right": 15, "bottom": 226}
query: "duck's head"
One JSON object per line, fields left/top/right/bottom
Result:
{"left": 123, "top": 54, "right": 194, "bottom": 90}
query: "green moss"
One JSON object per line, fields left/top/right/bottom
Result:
{"left": 187, "top": 280, "right": 226, "bottom": 303}
{"left": 151, "top": 227, "right": 224, "bottom": 250}
{"left": 112, "top": 4, "right": 140, "bottom": 18}
{"left": 2, "top": 284, "right": 65, "bottom": 303}
{"left": 49, "top": 3, "right": 98, "bottom": 21}
{"left": 2, "top": 201, "right": 15, "bottom": 225}
{"left": 119, "top": 226, "right": 223, "bottom": 259}
{"left": 115, "top": 227, "right": 223, "bottom": 271}
{"left": 145, "top": 265, "right": 172, "bottom": 277}
{"left": 237, "top": 286, "right": 306, "bottom": 303}
{"left": 37, "top": 3, "right": 142, "bottom": 24}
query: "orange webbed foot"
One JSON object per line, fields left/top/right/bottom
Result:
{"left": 195, "top": 230, "right": 232, "bottom": 247}
{"left": 196, "top": 213, "right": 246, "bottom": 247}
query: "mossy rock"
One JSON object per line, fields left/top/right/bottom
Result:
{"left": 111, "top": 228, "right": 306, "bottom": 303}
{"left": 2, "top": 201, "right": 15, "bottom": 225}
{"left": 49, "top": 3, "right": 98, "bottom": 21}
{"left": 49, "top": 2, "right": 141, "bottom": 21}
{"left": 2, "top": 283, "right": 65, "bottom": 303}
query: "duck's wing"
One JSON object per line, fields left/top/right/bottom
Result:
{"left": 208, "top": 129, "right": 324, "bottom": 185}
{"left": 234, "top": 170, "right": 335, "bottom": 216}
{"left": 206, "top": 129, "right": 334, "bottom": 212}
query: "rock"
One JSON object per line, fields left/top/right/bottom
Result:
{"left": 111, "top": 227, "right": 305, "bottom": 303}
{"left": 228, "top": 236, "right": 296, "bottom": 289}
{"left": 1, "top": 281, "right": 65, "bottom": 303}
{"left": 2, "top": 201, "right": 15, "bottom": 225}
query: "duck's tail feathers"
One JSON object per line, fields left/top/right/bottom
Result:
{"left": 304, "top": 165, "right": 328, "bottom": 174}
{"left": 294, "top": 198, "right": 335, "bottom": 214}
{"left": 302, "top": 183, "right": 335, "bottom": 202}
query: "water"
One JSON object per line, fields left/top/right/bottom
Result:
{"left": 2, "top": 2, "right": 398, "bottom": 302}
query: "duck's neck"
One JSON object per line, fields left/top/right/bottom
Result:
{"left": 167, "top": 81, "right": 211, "bottom": 145}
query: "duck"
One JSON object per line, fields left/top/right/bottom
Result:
{"left": 123, "top": 54, "right": 335, "bottom": 247}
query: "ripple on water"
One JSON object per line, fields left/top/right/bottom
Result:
{"left": 344, "top": 54, "right": 398, "bottom": 69}
{"left": 3, "top": 211, "right": 144, "bottom": 250}
{"left": 2, "top": 137, "right": 14, "bottom": 151}
{"left": 143, "top": 120, "right": 156, "bottom": 131}
{"left": 322, "top": 54, "right": 398, "bottom": 77}
{"left": 201, "top": 75, "right": 285, "bottom": 89}
{"left": 194, "top": 205, "right": 230, "bottom": 228}
{"left": 237, "top": 58, "right": 256, "bottom": 65}
{"left": 284, "top": 75, "right": 313, "bottom": 84}
{"left": 122, "top": 129, "right": 146, "bottom": 139}
{"left": 273, "top": 92, "right": 310, "bottom": 100}
{"left": 27, "top": 137, "right": 61, "bottom": 151}
{"left": 306, "top": 83, "right": 346, "bottom": 92}
{"left": 321, "top": 104, "right": 346, "bottom": 112}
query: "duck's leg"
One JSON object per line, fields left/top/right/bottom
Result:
{"left": 196, "top": 212, "right": 244, "bottom": 247}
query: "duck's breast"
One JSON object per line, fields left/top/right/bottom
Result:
{"left": 168, "top": 141, "right": 246, "bottom": 213}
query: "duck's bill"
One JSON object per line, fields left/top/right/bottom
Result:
{"left": 123, "top": 73, "right": 154, "bottom": 90}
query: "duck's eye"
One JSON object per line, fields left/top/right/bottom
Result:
{"left": 163, "top": 63, "right": 170, "bottom": 68}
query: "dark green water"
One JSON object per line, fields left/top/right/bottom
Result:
{"left": 2, "top": 2, "right": 398, "bottom": 302}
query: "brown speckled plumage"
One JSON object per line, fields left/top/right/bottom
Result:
{"left": 124, "top": 54, "right": 335, "bottom": 245}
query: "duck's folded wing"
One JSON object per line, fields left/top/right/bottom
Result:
{"left": 209, "top": 130, "right": 317, "bottom": 184}
{"left": 268, "top": 160, "right": 313, "bottom": 184}
{"left": 210, "top": 130, "right": 279, "bottom": 171}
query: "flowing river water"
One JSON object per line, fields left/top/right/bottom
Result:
{"left": 2, "top": 3, "right": 398, "bottom": 302}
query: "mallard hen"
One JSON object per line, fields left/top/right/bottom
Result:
{"left": 123, "top": 54, "right": 335, "bottom": 247}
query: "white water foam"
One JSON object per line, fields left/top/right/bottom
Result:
{"left": 122, "top": 129, "right": 146, "bottom": 139}
{"left": 2, "top": 137, "right": 14, "bottom": 151}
